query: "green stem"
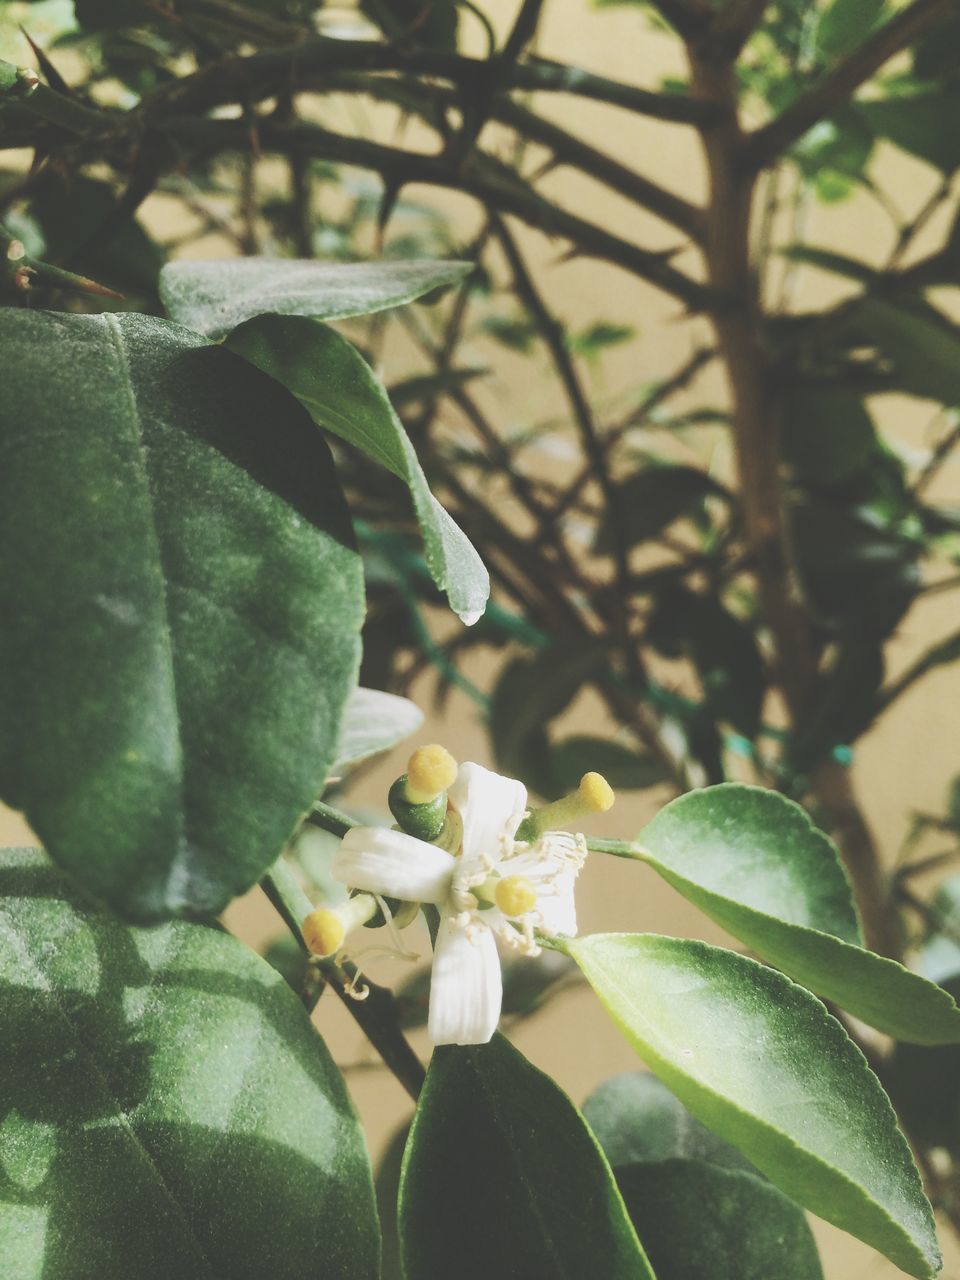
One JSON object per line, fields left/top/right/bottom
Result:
{"left": 305, "top": 799, "right": 359, "bottom": 838}
{"left": 586, "top": 837, "right": 643, "bottom": 859}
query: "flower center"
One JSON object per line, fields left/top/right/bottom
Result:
{"left": 494, "top": 875, "right": 538, "bottom": 917}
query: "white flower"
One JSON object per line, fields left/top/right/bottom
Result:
{"left": 330, "top": 762, "right": 588, "bottom": 1047}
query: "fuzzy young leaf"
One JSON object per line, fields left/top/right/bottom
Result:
{"left": 0, "top": 848, "right": 379, "bottom": 1279}
{"left": 399, "top": 1034, "right": 656, "bottom": 1280}
{"left": 0, "top": 309, "right": 363, "bottom": 921}
{"left": 565, "top": 933, "right": 941, "bottom": 1279}
{"left": 225, "top": 315, "right": 489, "bottom": 625}
{"left": 333, "top": 686, "right": 424, "bottom": 772}
{"left": 631, "top": 785, "right": 960, "bottom": 1044}
{"left": 159, "top": 256, "right": 472, "bottom": 339}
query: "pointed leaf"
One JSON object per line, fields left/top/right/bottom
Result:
{"left": 333, "top": 687, "right": 424, "bottom": 772}
{"left": 0, "top": 847, "right": 379, "bottom": 1279}
{"left": 565, "top": 933, "right": 941, "bottom": 1279}
{"left": 631, "top": 785, "right": 960, "bottom": 1044}
{"left": 159, "top": 256, "right": 472, "bottom": 339}
{"left": 0, "top": 309, "right": 363, "bottom": 921}
{"left": 225, "top": 314, "right": 488, "bottom": 624}
{"left": 399, "top": 1034, "right": 656, "bottom": 1280}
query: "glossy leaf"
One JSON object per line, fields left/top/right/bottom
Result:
{"left": 585, "top": 1073, "right": 822, "bottom": 1280}
{"left": 225, "top": 314, "right": 488, "bottom": 625}
{"left": 0, "top": 309, "right": 363, "bottom": 921}
{"left": 633, "top": 785, "right": 960, "bottom": 1043}
{"left": 159, "top": 256, "right": 472, "bottom": 339}
{"left": 564, "top": 933, "right": 941, "bottom": 1279}
{"left": 333, "top": 686, "right": 424, "bottom": 772}
{"left": 0, "top": 847, "right": 379, "bottom": 1279}
{"left": 399, "top": 1034, "right": 656, "bottom": 1280}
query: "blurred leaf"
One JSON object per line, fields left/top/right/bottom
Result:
{"left": 780, "top": 244, "right": 877, "bottom": 284}
{"left": 792, "top": 500, "right": 921, "bottom": 638}
{"left": 634, "top": 784, "right": 960, "bottom": 1043}
{"left": 388, "top": 366, "right": 487, "bottom": 408}
{"left": 565, "top": 933, "right": 941, "bottom": 1279}
{"left": 569, "top": 321, "right": 636, "bottom": 358}
{"left": 849, "top": 296, "right": 960, "bottom": 405}
{"left": 584, "top": 1074, "right": 823, "bottom": 1280}
{"left": 792, "top": 638, "right": 885, "bottom": 766}
{"left": 289, "top": 828, "right": 348, "bottom": 907}
{"left": 549, "top": 736, "right": 670, "bottom": 793}
{"left": 0, "top": 310, "right": 363, "bottom": 922}
{"left": 817, "top": 0, "right": 888, "bottom": 59}
{"left": 399, "top": 1035, "right": 656, "bottom": 1280}
{"left": 598, "top": 465, "right": 729, "bottom": 550}
{"left": 859, "top": 88, "right": 960, "bottom": 172}
{"left": 333, "top": 686, "right": 423, "bottom": 772}
{"left": 782, "top": 387, "right": 877, "bottom": 483}
{"left": 160, "top": 257, "right": 472, "bottom": 340}
{"left": 0, "top": 848, "right": 379, "bottom": 1279}
{"left": 361, "top": 0, "right": 458, "bottom": 47}
{"left": 225, "top": 315, "right": 488, "bottom": 625}
{"left": 792, "top": 108, "right": 874, "bottom": 198}
{"left": 647, "top": 588, "right": 765, "bottom": 738}
{"left": 892, "top": 977, "right": 960, "bottom": 1157}
{"left": 480, "top": 312, "right": 538, "bottom": 352}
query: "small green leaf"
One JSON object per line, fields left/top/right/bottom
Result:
{"left": 633, "top": 785, "right": 960, "bottom": 1044}
{"left": 0, "top": 847, "right": 379, "bottom": 1279}
{"left": 0, "top": 309, "right": 363, "bottom": 921}
{"left": 565, "top": 933, "right": 941, "bottom": 1279}
{"left": 399, "top": 1034, "right": 656, "bottom": 1280}
{"left": 225, "top": 315, "right": 488, "bottom": 625}
{"left": 585, "top": 1076, "right": 823, "bottom": 1280}
{"left": 817, "top": 0, "right": 888, "bottom": 59}
{"left": 333, "top": 686, "right": 423, "bottom": 772}
{"left": 159, "top": 256, "right": 472, "bottom": 339}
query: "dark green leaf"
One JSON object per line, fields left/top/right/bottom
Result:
{"left": 849, "top": 296, "right": 960, "bottom": 405}
{"left": 225, "top": 315, "right": 488, "bottom": 624}
{"left": 549, "top": 736, "right": 670, "bottom": 793}
{"left": 0, "top": 309, "right": 363, "bottom": 921}
{"left": 792, "top": 500, "right": 920, "bottom": 638}
{"left": 585, "top": 1075, "right": 823, "bottom": 1280}
{"left": 160, "top": 257, "right": 472, "bottom": 340}
{"left": 399, "top": 1034, "right": 656, "bottom": 1280}
{"left": 568, "top": 321, "right": 636, "bottom": 357}
{"left": 376, "top": 1122, "right": 411, "bottom": 1280}
{"left": 0, "top": 847, "right": 379, "bottom": 1279}
{"left": 647, "top": 589, "right": 764, "bottom": 737}
{"left": 564, "top": 933, "right": 941, "bottom": 1279}
{"left": 598, "top": 465, "right": 729, "bottom": 550}
{"left": 782, "top": 387, "right": 877, "bottom": 483}
{"left": 635, "top": 785, "right": 960, "bottom": 1043}
{"left": 859, "top": 89, "right": 960, "bottom": 173}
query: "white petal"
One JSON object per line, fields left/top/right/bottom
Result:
{"left": 448, "top": 762, "right": 527, "bottom": 866}
{"left": 536, "top": 870, "right": 578, "bottom": 937}
{"left": 428, "top": 917, "right": 502, "bottom": 1046}
{"left": 332, "top": 827, "right": 455, "bottom": 903}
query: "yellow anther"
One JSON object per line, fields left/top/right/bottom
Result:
{"left": 495, "top": 875, "right": 538, "bottom": 917}
{"left": 405, "top": 744, "right": 458, "bottom": 803}
{"left": 579, "top": 771, "right": 615, "bottom": 813}
{"left": 302, "top": 908, "right": 346, "bottom": 958}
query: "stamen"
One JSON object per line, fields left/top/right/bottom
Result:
{"left": 405, "top": 744, "right": 458, "bottom": 803}
{"left": 521, "top": 773, "right": 615, "bottom": 836}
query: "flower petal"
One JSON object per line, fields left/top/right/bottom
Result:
{"left": 332, "top": 827, "right": 455, "bottom": 903}
{"left": 448, "top": 762, "right": 527, "bottom": 867}
{"left": 535, "top": 870, "right": 578, "bottom": 937}
{"left": 428, "top": 916, "right": 502, "bottom": 1046}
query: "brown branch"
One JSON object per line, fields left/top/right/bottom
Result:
{"left": 743, "top": 0, "right": 952, "bottom": 171}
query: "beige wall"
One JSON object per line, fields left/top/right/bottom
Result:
{"left": 3, "top": 1, "right": 960, "bottom": 1274}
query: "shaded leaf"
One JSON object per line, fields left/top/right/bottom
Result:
{"left": 599, "top": 465, "right": 729, "bottom": 550}
{"left": 160, "top": 257, "right": 472, "bottom": 340}
{"left": 399, "top": 1034, "right": 655, "bottom": 1280}
{"left": 0, "top": 847, "right": 379, "bottom": 1279}
{"left": 859, "top": 89, "right": 960, "bottom": 173}
{"left": 564, "top": 932, "right": 941, "bottom": 1279}
{"left": 0, "top": 309, "right": 363, "bottom": 921}
{"left": 225, "top": 314, "right": 488, "bottom": 624}
{"left": 782, "top": 387, "right": 877, "bottom": 483}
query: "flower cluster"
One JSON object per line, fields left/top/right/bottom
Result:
{"left": 301, "top": 746, "right": 613, "bottom": 1046}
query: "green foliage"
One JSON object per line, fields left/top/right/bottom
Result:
{"left": 0, "top": 847, "right": 380, "bottom": 1279}
{"left": 224, "top": 315, "right": 489, "bottom": 625}
{"left": 0, "top": 309, "right": 363, "bottom": 921}
{"left": 584, "top": 1074, "right": 823, "bottom": 1279}
{"left": 564, "top": 933, "right": 942, "bottom": 1278}
{"left": 399, "top": 1034, "right": 655, "bottom": 1280}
